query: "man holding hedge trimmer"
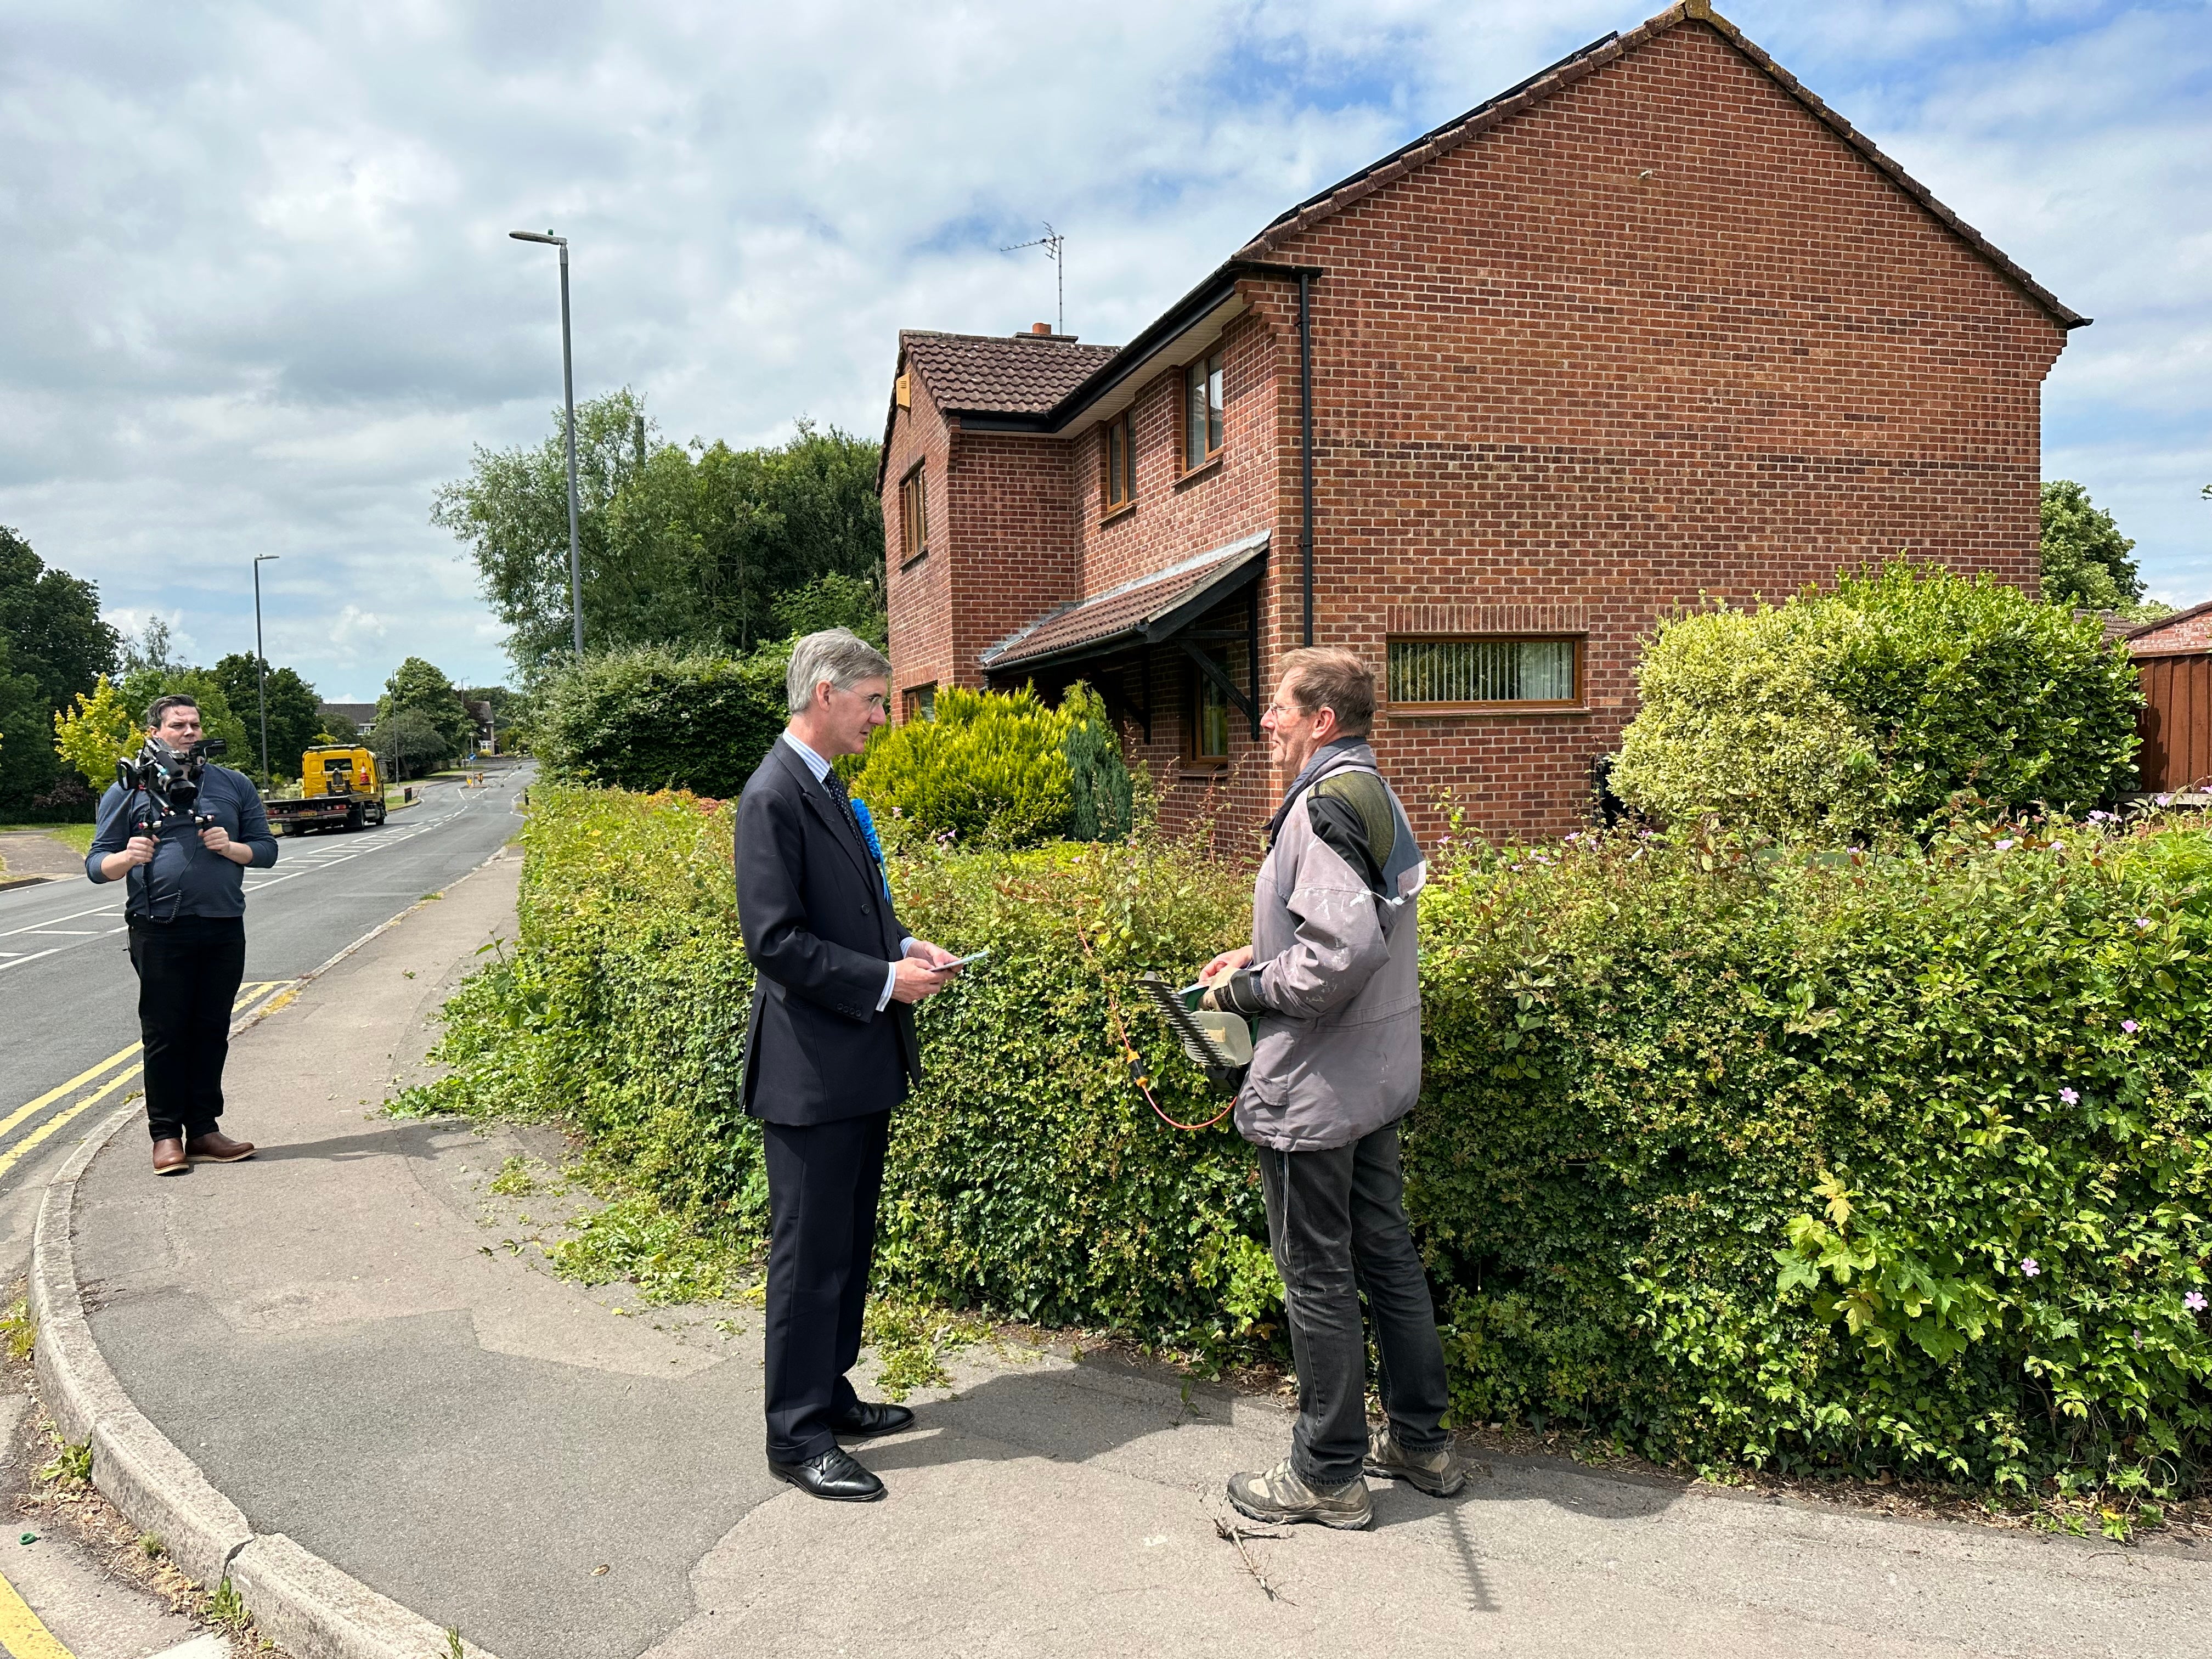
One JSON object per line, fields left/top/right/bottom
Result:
{"left": 1200, "top": 646, "right": 1463, "bottom": 1530}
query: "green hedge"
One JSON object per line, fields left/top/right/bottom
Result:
{"left": 533, "top": 646, "right": 787, "bottom": 795}
{"left": 414, "top": 786, "right": 2212, "bottom": 1497}
{"left": 1613, "top": 562, "right": 2144, "bottom": 839}
{"left": 1415, "top": 818, "right": 2212, "bottom": 1493}
{"left": 411, "top": 785, "right": 1272, "bottom": 1351}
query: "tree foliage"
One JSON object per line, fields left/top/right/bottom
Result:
{"left": 375, "top": 656, "right": 475, "bottom": 770}
{"left": 432, "top": 391, "right": 885, "bottom": 674}
{"left": 114, "top": 667, "right": 252, "bottom": 765}
{"left": 210, "top": 653, "right": 323, "bottom": 780}
{"left": 2040, "top": 480, "right": 2159, "bottom": 618}
{"left": 533, "top": 646, "right": 787, "bottom": 794}
{"left": 1613, "top": 562, "right": 2143, "bottom": 839}
{"left": 53, "top": 676, "right": 139, "bottom": 789}
{"left": 0, "top": 527, "right": 118, "bottom": 813}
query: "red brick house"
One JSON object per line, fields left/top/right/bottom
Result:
{"left": 878, "top": 0, "right": 2085, "bottom": 845}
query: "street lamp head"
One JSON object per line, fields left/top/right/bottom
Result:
{"left": 509, "top": 230, "right": 567, "bottom": 247}
{"left": 255, "top": 554, "right": 280, "bottom": 564}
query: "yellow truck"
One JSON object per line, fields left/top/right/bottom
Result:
{"left": 266, "top": 745, "right": 388, "bottom": 834}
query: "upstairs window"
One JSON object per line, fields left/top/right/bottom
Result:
{"left": 1184, "top": 351, "right": 1224, "bottom": 472}
{"left": 899, "top": 465, "right": 928, "bottom": 565}
{"left": 1386, "top": 637, "right": 1581, "bottom": 708}
{"left": 1103, "top": 415, "right": 1132, "bottom": 512}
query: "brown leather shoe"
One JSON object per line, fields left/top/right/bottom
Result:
{"left": 152, "top": 1138, "right": 188, "bottom": 1176}
{"left": 184, "top": 1131, "right": 256, "bottom": 1164}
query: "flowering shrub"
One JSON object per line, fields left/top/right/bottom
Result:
{"left": 1414, "top": 809, "right": 2212, "bottom": 1494}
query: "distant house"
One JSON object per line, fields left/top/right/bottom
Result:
{"left": 317, "top": 703, "right": 378, "bottom": 735}
{"left": 878, "top": 0, "right": 2085, "bottom": 843}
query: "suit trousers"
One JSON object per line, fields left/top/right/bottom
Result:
{"left": 761, "top": 1109, "right": 891, "bottom": 1463}
{"left": 1257, "top": 1120, "right": 1451, "bottom": 1488}
{"left": 127, "top": 915, "right": 247, "bottom": 1143}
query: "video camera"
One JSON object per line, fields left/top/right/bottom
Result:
{"left": 116, "top": 737, "right": 228, "bottom": 835}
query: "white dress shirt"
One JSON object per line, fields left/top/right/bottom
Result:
{"left": 781, "top": 731, "right": 909, "bottom": 1012}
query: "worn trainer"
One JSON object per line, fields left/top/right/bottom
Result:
{"left": 1364, "top": 1425, "right": 1467, "bottom": 1497}
{"left": 1226, "top": 1459, "right": 1372, "bottom": 1530}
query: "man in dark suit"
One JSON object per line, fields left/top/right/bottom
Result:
{"left": 736, "top": 628, "right": 963, "bottom": 1502}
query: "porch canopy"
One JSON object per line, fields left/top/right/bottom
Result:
{"left": 979, "top": 530, "right": 1269, "bottom": 739}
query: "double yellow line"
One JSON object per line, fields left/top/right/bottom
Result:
{"left": 0, "top": 981, "right": 293, "bottom": 1182}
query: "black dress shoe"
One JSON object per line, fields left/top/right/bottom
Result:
{"left": 830, "top": 1400, "right": 915, "bottom": 1439}
{"left": 768, "top": 1445, "right": 885, "bottom": 1502}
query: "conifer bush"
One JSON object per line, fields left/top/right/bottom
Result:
{"left": 852, "top": 682, "right": 1136, "bottom": 847}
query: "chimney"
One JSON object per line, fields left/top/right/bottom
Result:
{"left": 1030, "top": 323, "right": 1052, "bottom": 335}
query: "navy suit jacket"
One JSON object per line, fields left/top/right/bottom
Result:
{"left": 735, "top": 740, "right": 921, "bottom": 1125}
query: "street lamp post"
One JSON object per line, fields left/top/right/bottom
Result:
{"left": 252, "top": 554, "right": 280, "bottom": 783}
{"left": 508, "top": 229, "right": 585, "bottom": 659}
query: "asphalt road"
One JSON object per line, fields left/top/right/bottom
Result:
{"left": 0, "top": 760, "right": 533, "bottom": 1197}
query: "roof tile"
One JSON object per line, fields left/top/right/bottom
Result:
{"left": 901, "top": 331, "right": 1119, "bottom": 415}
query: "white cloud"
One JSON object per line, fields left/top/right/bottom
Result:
{"left": 3, "top": 0, "right": 2205, "bottom": 709}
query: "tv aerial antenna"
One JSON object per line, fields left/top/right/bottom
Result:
{"left": 1001, "top": 222, "right": 1065, "bottom": 335}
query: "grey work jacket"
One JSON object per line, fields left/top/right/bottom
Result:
{"left": 1233, "top": 747, "right": 1423, "bottom": 1153}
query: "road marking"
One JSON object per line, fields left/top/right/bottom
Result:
{"left": 0, "top": 1068, "right": 145, "bottom": 1181}
{"left": 0, "top": 1564, "right": 74, "bottom": 1658}
{"left": 0, "top": 950, "right": 59, "bottom": 975}
{"left": 0, "top": 1040, "right": 143, "bottom": 1137}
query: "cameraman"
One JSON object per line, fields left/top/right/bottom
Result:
{"left": 85, "top": 693, "right": 276, "bottom": 1176}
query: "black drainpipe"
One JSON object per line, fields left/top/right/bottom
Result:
{"left": 1299, "top": 271, "right": 1316, "bottom": 647}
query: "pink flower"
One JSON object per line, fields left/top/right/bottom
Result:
{"left": 2020, "top": 1257, "right": 2041, "bottom": 1278}
{"left": 2157, "top": 793, "right": 2175, "bottom": 808}
{"left": 2122, "top": 1020, "right": 2139, "bottom": 1034}
{"left": 2058, "top": 1087, "right": 2079, "bottom": 1105}
{"left": 2186, "top": 1291, "right": 2208, "bottom": 1313}
{"left": 2049, "top": 840, "right": 2067, "bottom": 854}
{"left": 1993, "top": 839, "right": 2016, "bottom": 852}
{"left": 2137, "top": 917, "right": 2156, "bottom": 931}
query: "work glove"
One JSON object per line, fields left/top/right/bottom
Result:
{"left": 1200, "top": 968, "right": 1267, "bottom": 1017}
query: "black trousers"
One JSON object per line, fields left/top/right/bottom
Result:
{"left": 126, "top": 916, "right": 246, "bottom": 1143}
{"left": 760, "top": 1110, "right": 890, "bottom": 1464}
{"left": 1257, "top": 1120, "right": 1452, "bottom": 1488}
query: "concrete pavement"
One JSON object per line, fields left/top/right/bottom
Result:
{"left": 46, "top": 847, "right": 2212, "bottom": 1658}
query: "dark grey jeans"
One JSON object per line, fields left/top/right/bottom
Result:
{"left": 1256, "top": 1120, "right": 1451, "bottom": 1488}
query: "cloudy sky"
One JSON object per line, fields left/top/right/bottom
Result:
{"left": 2, "top": 1, "right": 2205, "bottom": 702}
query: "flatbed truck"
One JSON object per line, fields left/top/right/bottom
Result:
{"left": 266, "top": 744, "right": 388, "bottom": 834}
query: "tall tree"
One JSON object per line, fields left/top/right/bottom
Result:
{"left": 433, "top": 392, "right": 885, "bottom": 675}
{"left": 211, "top": 653, "right": 323, "bottom": 780}
{"left": 2040, "top": 481, "right": 2145, "bottom": 613}
{"left": 0, "top": 527, "right": 120, "bottom": 813}
{"left": 376, "top": 656, "right": 474, "bottom": 766}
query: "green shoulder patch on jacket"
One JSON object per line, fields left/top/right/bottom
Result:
{"left": 1310, "top": 771, "right": 1394, "bottom": 893}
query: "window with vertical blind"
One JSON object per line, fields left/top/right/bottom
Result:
{"left": 898, "top": 465, "right": 928, "bottom": 565}
{"left": 1102, "top": 415, "right": 1132, "bottom": 512}
{"left": 1183, "top": 351, "right": 1224, "bottom": 472}
{"left": 1386, "top": 637, "right": 1582, "bottom": 707}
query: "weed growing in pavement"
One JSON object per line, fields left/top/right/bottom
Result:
{"left": 36, "top": 1438, "right": 91, "bottom": 1489}
{"left": 445, "top": 1626, "right": 466, "bottom": 1659}
{"left": 137, "top": 1532, "right": 162, "bottom": 1558}
{"left": 865, "top": 1298, "right": 994, "bottom": 1401}
{"left": 206, "top": 1576, "right": 248, "bottom": 1631}
{"left": 0, "top": 1299, "right": 35, "bottom": 1362}
{"left": 487, "top": 1155, "right": 537, "bottom": 1197}
{"left": 548, "top": 1190, "right": 752, "bottom": 1305}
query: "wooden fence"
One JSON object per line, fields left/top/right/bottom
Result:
{"left": 2136, "top": 651, "right": 2212, "bottom": 794}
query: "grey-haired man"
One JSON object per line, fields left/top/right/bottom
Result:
{"left": 1200, "top": 646, "right": 1462, "bottom": 1528}
{"left": 735, "top": 629, "right": 964, "bottom": 1502}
